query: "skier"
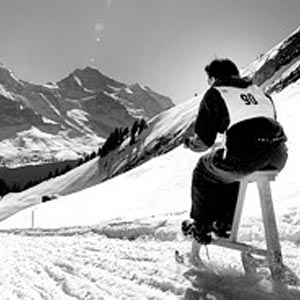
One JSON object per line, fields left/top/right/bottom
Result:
{"left": 182, "top": 58, "right": 288, "bottom": 244}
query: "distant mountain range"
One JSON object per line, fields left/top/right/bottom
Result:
{"left": 0, "top": 66, "right": 174, "bottom": 166}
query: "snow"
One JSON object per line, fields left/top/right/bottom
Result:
{"left": 132, "top": 83, "right": 147, "bottom": 91}
{"left": 144, "top": 93, "right": 201, "bottom": 149}
{"left": 73, "top": 75, "right": 83, "bottom": 87}
{"left": 83, "top": 87, "right": 96, "bottom": 93}
{"left": 0, "top": 83, "right": 14, "bottom": 100}
{"left": 9, "top": 71, "right": 24, "bottom": 86}
{"left": 73, "top": 75, "right": 96, "bottom": 94}
{"left": 66, "top": 109, "right": 96, "bottom": 135}
{"left": 0, "top": 127, "right": 102, "bottom": 166}
{"left": 67, "top": 108, "right": 90, "bottom": 123}
{"left": 279, "top": 60, "right": 300, "bottom": 81}
{"left": 126, "top": 107, "right": 146, "bottom": 118}
{"left": 39, "top": 93, "right": 62, "bottom": 116}
{"left": 41, "top": 116, "right": 58, "bottom": 124}
{"left": 107, "top": 84, "right": 122, "bottom": 92}
{"left": 104, "top": 90, "right": 147, "bottom": 119}
{"left": 0, "top": 79, "right": 300, "bottom": 298}
{"left": 0, "top": 230, "right": 189, "bottom": 299}
{"left": 124, "top": 87, "right": 133, "bottom": 94}
{"left": 43, "top": 82, "right": 59, "bottom": 89}
{"left": 139, "top": 84, "right": 147, "bottom": 90}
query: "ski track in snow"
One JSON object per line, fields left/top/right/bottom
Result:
{"left": 0, "top": 226, "right": 189, "bottom": 300}
{"left": 0, "top": 217, "right": 300, "bottom": 300}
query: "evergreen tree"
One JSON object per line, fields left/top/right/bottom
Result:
{"left": 63, "top": 164, "right": 71, "bottom": 174}
{"left": 130, "top": 120, "right": 139, "bottom": 145}
{"left": 90, "top": 151, "right": 96, "bottom": 160}
{"left": 11, "top": 182, "right": 20, "bottom": 193}
{"left": 123, "top": 127, "right": 129, "bottom": 138}
{"left": 47, "top": 171, "right": 54, "bottom": 180}
{"left": 23, "top": 180, "right": 33, "bottom": 190}
{"left": 54, "top": 168, "right": 60, "bottom": 177}
{"left": 138, "top": 118, "right": 148, "bottom": 134}
{"left": 77, "top": 157, "right": 84, "bottom": 165}
{"left": 0, "top": 179, "right": 10, "bottom": 196}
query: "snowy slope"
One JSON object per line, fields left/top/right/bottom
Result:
{"left": 0, "top": 78, "right": 299, "bottom": 298}
{"left": 0, "top": 92, "right": 201, "bottom": 222}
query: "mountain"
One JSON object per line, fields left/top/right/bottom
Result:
{"left": 0, "top": 66, "right": 174, "bottom": 166}
{"left": 242, "top": 26, "right": 300, "bottom": 90}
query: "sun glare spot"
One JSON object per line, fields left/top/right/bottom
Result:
{"left": 94, "top": 23, "right": 104, "bottom": 33}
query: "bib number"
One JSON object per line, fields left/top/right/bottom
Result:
{"left": 240, "top": 93, "right": 258, "bottom": 105}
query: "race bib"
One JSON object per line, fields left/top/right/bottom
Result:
{"left": 215, "top": 85, "right": 275, "bottom": 128}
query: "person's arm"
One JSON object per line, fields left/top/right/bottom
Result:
{"left": 183, "top": 87, "right": 229, "bottom": 152}
{"left": 184, "top": 134, "right": 210, "bottom": 152}
{"left": 193, "top": 88, "right": 229, "bottom": 146}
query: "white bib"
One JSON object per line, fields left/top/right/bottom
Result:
{"left": 215, "top": 85, "right": 275, "bottom": 129}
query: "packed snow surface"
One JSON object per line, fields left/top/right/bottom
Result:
{"left": 0, "top": 80, "right": 300, "bottom": 299}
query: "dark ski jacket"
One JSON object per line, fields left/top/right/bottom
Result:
{"left": 194, "top": 77, "right": 287, "bottom": 156}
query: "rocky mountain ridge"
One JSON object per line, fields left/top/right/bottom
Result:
{"left": 242, "top": 26, "right": 300, "bottom": 90}
{"left": 0, "top": 66, "right": 174, "bottom": 166}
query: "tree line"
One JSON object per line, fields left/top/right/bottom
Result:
{"left": 98, "top": 118, "right": 148, "bottom": 157}
{"left": 0, "top": 118, "right": 148, "bottom": 197}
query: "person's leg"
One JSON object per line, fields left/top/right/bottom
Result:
{"left": 190, "top": 149, "right": 242, "bottom": 224}
{"left": 215, "top": 181, "right": 240, "bottom": 224}
{"left": 185, "top": 150, "right": 242, "bottom": 242}
{"left": 190, "top": 152, "right": 221, "bottom": 225}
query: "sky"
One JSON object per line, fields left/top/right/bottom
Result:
{"left": 1, "top": 0, "right": 300, "bottom": 104}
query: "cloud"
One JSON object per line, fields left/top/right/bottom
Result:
{"left": 106, "top": 0, "right": 112, "bottom": 7}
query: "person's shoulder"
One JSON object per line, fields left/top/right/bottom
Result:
{"left": 214, "top": 76, "right": 253, "bottom": 89}
{"left": 200, "top": 86, "right": 226, "bottom": 113}
{"left": 203, "top": 86, "right": 222, "bottom": 100}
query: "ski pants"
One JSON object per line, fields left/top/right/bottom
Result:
{"left": 190, "top": 141, "right": 288, "bottom": 226}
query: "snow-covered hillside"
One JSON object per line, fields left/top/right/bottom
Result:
{"left": 0, "top": 74, "right": 300, "bottom": 299}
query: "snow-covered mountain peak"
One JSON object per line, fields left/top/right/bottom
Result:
{"left": 130, "top": 83, "right": 147, "bottom": 91}
{"left": 0, "top": 64, "right": 174, "bottom": 166}
{"left": 54, "top": 67, "right": 124, "bottom": 96}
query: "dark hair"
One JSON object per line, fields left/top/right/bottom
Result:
{"left": 205, "top": 59, "right": 240, "bottom": 81}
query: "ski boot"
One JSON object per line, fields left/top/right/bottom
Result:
{"left": 181, "top": 219, "right": 212, "bottom": 245}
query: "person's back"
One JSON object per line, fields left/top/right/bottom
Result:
{"left": 182, "top": 58, "right": 288, "bottom": 244}
{"left": 194, "top": 73, "right": 287, "bottom": 173}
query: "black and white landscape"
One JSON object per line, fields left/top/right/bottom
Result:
{"left": 0, "top": 23, "right": 299, "bottom": 300}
